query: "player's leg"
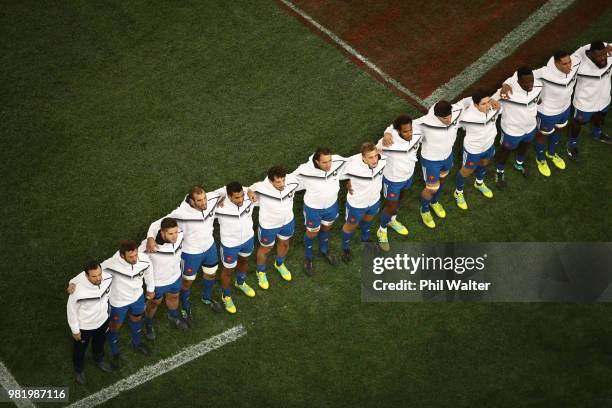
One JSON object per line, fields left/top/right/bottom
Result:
{"left": 235, "top": 248, "right": 256, "bottom": 297}
{"left": 274, "top": 219, "right": 295, "bottom": 281}
{"left": 303, "top": 204, "right": 321, "bottom": 274}
{"left": 256, "top": 225, "right": 277, "bottom": 289}
{"left": 164, "top": 277, "right": 186, "bottom": 328}
{"left": 200, "top": 244, "right": 221, "bottom": 311}
{"left": 535, "top": 112, "right": 554, "bottom": 176}
{"left": 143, "top": 294, "right": 162, "bottom": 340}
{"left": 341, "top": 202, "right": 364, "bottom": 263}
{"left": 127, "top": 295, "right": 150, "bottom": 355}
{"left": 567, "top": 108, "right": 592, "bottom": 159}
{"left": 179, "top": 251, "right": 202, "bottom": 322}
{"left": 544, "top": 107, "right": 569, "bottom": 170}
{"left": 495, "top": 131, "right": 520, "bottom": 188}
{"left": 318, "top": 201, "right": 339, "bottom": 265}
{"left": 73, "top": 328, "right": 92, "bottom": 383}
{"left": 473, "top": 146, "right": 495, "bottom": 198}
{"left": 378, "top": 177, "right": 409, "bottom": 251}
{"left": 420, "top": 158, "right": 442, "bottom": 227}
{"left": 90, "top": 319, "right": 112, "bottom": 373}
{"left": 107, "top": 304, "right": 128, "bottom": 366}
{"left": 360, "top": 201, "right": 380, "bottom": 242}
{"left": 591, "top": 106, "right": 611, "bottom": 143}
{"left": 455, "top": 149, "right": 476, "bottom": 210}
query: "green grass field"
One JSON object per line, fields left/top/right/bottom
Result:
{"left": 1, "top": 1, "right": 611, "bottom": 407}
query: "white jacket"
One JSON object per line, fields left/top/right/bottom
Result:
{"left": 214, "top": 187, "right": 256, "bottom": 247}
{"left": 459, "top": 101, "right": 501, "bottom": 154}
{"left": 341, "top": 153, "right": 386, "bottom": 208}
{"left": 101, "top": 251, "right": 154, "bottom": 307}
{"left": 534, "top": 56, "right": 580, "bottom": 115}
{"left": 572, "top": 43, "right": 611, "bottom": 112}
{"left": 146, "top": 193, "right": 221, "bottom": 255}
{"left": 376, "top": 125, "right": 421, "bottom": 182}
{"left": 417, "top": 104, "right": 464, "bottom": 161}
{"left": 140, "top": 227, "right": 184, "bottom": 287}
{"left": 249, "top": 174, "right": 302, "bottom": 229}
{"left": 496, "top": 73, "right": 543, "bottom": 136}
{"left": 293, "top": 154, "right": 346, "bottom": 209}
{"left": 67, "top": 271, "right": 112, "bottom": 333}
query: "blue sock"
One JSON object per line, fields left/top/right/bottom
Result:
{"left": 535, "top": 141, "right": 546, "bottom": 161}
{"left": 256, "top": 264, "right": 266, "bottom": 273}
{"left": 342, "top": 230, "right": 353, "bottom": 250}
{"left": 168, "top": 308, "right": 179, "bottom": 319}
{"left": 318, "top": 229, "right": 330, "bottom": 254}
{"left": 431, "top": 186, "right": 442, "bottom": 204}
{"left": 236, "top": 272, "right": 247, "bottom": 285}
{"left": 516, "top": 155, "right": 525, "bottom": 164}
{"left": 180, "top": 288, "right": 191, "bottom": 312}
{"left": 592, "top": 127, "right": 602, "bottom": 138}
{"left": 275, "top": 255, "right": 285, "bottom": 266}
{"left": 496, "top": 162, "right": 505, "bottom": 172}
{"left": 455, "top": 172, "right": 466, "bottom": 192}
{"left": 548, "top": 132, "right": 560, "bottom": 154}
{"left": 127, "top": 319, "right": 142, "bottom": 345}
{"left": 420, "top": 196, "right": 431, "bottom": 212}
{"left": 568, "top": 122, "right": 580, "bottom": 147}
{"left": 380, "top": 211, "right": 392, "bottom": 229}
{"left": 144, "top": 315, "right": 153, "bottom": 329}
{"left": 222, "top": 287, "right": 231, "bottom": 297}
{"left": 359, "top": 220, "right": 372, "bottom": 241}
{"left": 303, "top": 233, "right": 314, "bottom": 260}
{"left": 475, "top": 166, "right": 486, "bottom": 182}
{"left": 108, "top": 330, "right": 120, "bottom": 356}
{"left": 202, "top": 279, "right": 214, "bottom": 301}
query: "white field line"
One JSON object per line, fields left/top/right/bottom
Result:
{"left": 0, "top": 361, "right": 35, "bottom": 408}
{"left": 424, "top": 0, "right": 577, "bottom": 105}
{"left": 277, "top": 0, "right": 429, "bottom": 108}
{"left": 66, "top": 325, "right": 247, "bottom": 408}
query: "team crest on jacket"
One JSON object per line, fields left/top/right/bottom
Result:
{"left": 103, "top": 285, "right": 111, "bottom": 296}
{"left": 245, "top": 207, "right": 251, "bottom": 214}
{"left": 288, "top": 192, "right": 294, "bottom": 198}
{"left": 137, "top": 269, "right": 145, "bottom": 278}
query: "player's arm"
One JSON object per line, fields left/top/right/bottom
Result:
{"left": 142, "top": 260, "right": 155, "bottom": 300}
{"left": 247, "top": 181, "right": 263, "bottom": 203}
{"left": 67, "top": 294, "right": 81, "bottom": 341}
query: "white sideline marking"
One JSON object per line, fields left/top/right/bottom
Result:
{"left": 424, "top": 0, "right": 576, "bottom": 105}
{"left": 67, "top": 325, "right": 247, "bottom": 408}
{"left": 278, "top": 0, "right": 428, "bottom": 108}
{"left": 0, "top": 361, "right": 35, "bottom": 408}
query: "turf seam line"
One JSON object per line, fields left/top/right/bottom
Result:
{"left": 65, "top": 325, "right": 247, "bottom": 408}
{"left": 0, "top": 361, "right": 36, "bottom": 408}
{"left": 424, "top": 0, "right": 576, "bottom": 105}
{"left": 278, "top": 0, "right": 428, "bottom": 109}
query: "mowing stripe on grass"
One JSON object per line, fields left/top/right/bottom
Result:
{"left": 0, "top": 361, "right": 35, "bottom": 408}
{"left": 424, "top": 0, "right": 576, "bottom": 105}
{"left": 66, "top": 325, "right": 247, "bottom": 408}
{"left": 278, "top": 0, "right": 428, "bottom": 109}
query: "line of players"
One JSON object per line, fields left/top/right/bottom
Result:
{"left": 66, "top": 41, "right": 610, "bottom": 383}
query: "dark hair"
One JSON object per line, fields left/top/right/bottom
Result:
{"left": 313, "top": 147, "right": 332, "bottom": 163}
{"left": 226, "top": 181, "right": 243, "bottom": 196}
{"left": 553, "top": 50, "right": 570, "bottom": 61}
{"left": 590, "top": 41, "right": 606, "bottom": 51}
{"left": 119, "top": 240, "right": 138, "bottom": 256}
{"left": 189, "top": 185, "right": 205, "bottom": 200}
{"left": 361, "top": 142, "right": 377, "bottom": 155}
{"left": 433, "top": 101, "right": 452, "bottom": 118}
{"left": 160, "top": 217, "right": 178, "bottom": 230}
{"left": 472, "top": 89, "right": 491, "bottom": 105}
{"left": 393, "top": 115, "right": 412, "bottom": 131}
{"left": 267, "top": 165, "right": 287, "bottom": 182}
{"left": 517, "top": 66, "right": 533, "bottom": 79}
{"left": 84, "top": 260, "right": 101, "bottom": 275}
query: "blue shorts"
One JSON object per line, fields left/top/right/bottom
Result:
{"left": 462, "top": 144, "right": 495, "bottom": 169}
{"left": 110, "top": 294, "right": 145, "bottom": 324}
{"left": 181, "top": 244, "right": 219, "bottom": 281}
{"left": 258, "top": 219, "right": 295, "bottom": 247}
{"left": 345, "top": 201, "right": 380, "bottom": 224}
{"left": 500, "top": 127, "right": 536, "bottom": 150}
{"left": 303, "top": 201, "right": 339, "bottom": 231}
{"left": 382, "top": 176, "right": 413, "bottom": 202}
{"left": 421, "top": 153, "right": 453, "bottom": 184}
{"left": 220, "top": 236, "right": 255, "bottom": 268}
{"left": 154, "top": 276, "right": 181, "bottom": 300}
{"left": 573, "top": 104, "right": 609, "bottom": 124}
{"left": 537, "top": 107, "right": 571, "bottom": 134}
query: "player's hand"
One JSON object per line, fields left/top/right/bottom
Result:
{"left": 145, "top": 291, "right": 155, "bottom": 300}
{"left": 67, "top": 283, "right": 76, "bottom": 295}
{"left": 146, "top": 237, "right": 158, "bottom": 253}
{"left": 347, "top": 181, "right": 354, "bottom": 195}
{"left": 382, "top": 132, "right": 394, "bottom": 147}
{"left": 490, "top": 99, "right": 501, "bottom": 111}
{"left": 72, "top": 332, "right": 81, "bottom": 341}
{"left": 218, "top": 196, "right": 225, "bottom": 207}
{"left": 247, "top": 189, "right": 257, "bottom": 203}
{"left": 500, "top": 84, "right": 512, "bottom": 99}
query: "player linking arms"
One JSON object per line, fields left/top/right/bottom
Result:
{"left": 340, "top": 143, "right": 386, "bottom": 262}
{"left": 292, "top": 147, "right": 345, "bottom": 275}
